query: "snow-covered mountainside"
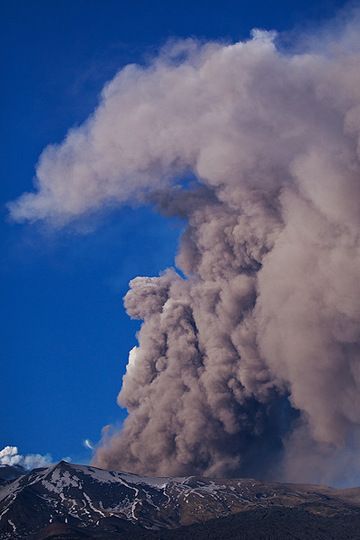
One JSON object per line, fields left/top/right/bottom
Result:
{"left": 1, "top": 461, "right": 360, "bottom": 539}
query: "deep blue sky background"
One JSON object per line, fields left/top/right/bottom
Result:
{"left": 1, "top": 0, "right": 347, "bottom": 463}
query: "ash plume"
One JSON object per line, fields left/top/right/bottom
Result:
{"left": 9, "top": 16, "right": 360, "bottom": 484}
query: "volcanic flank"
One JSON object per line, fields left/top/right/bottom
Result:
{"left": 2, "top": 461, "right": 360, "bottom": 539}
{"left": 8, "top": 15, "right": 360, "bottom": 485}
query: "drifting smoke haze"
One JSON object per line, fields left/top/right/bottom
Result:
{"left": 9, "top": 12, "right": 360, "bottom": 485}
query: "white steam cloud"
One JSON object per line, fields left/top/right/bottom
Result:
{"left": 83, "top": 439, "right": 94, "bottom": 450}
{"left": 8, "top": 16, "right": 360, "bottom": 485}
{"left": 0, "top": 446, "right": 52, "bottom": 470}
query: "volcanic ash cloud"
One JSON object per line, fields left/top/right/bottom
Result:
{"left": 9, "top": 23, "right": 360, "bottom": 484}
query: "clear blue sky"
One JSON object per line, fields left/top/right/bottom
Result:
{"left": 1, "top": 0, "right": 347, "bottom": 464}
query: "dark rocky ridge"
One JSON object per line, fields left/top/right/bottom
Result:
{"left": 0, "top": 466, "right": 25, "bottom": 485}
{"left": 1, "top": 461, "right": 360, "bottom": 539}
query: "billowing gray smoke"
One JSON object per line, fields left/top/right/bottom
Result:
{"left": 9, "top": 19, "right": 360, "bottom": 485}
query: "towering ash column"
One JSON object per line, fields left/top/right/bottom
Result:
{"left": 9, "top": 19, "right": 360, "bottom": 484}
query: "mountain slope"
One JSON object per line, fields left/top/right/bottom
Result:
{"left": 0, "top": 466, "right": 25, "bottom": 485}
{"left": 1, "top": 461, "right": 360, "bottom": 539}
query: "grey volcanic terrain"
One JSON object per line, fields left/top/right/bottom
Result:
{"left": 1, "top": 462, "right": 360, "bottom": 539}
